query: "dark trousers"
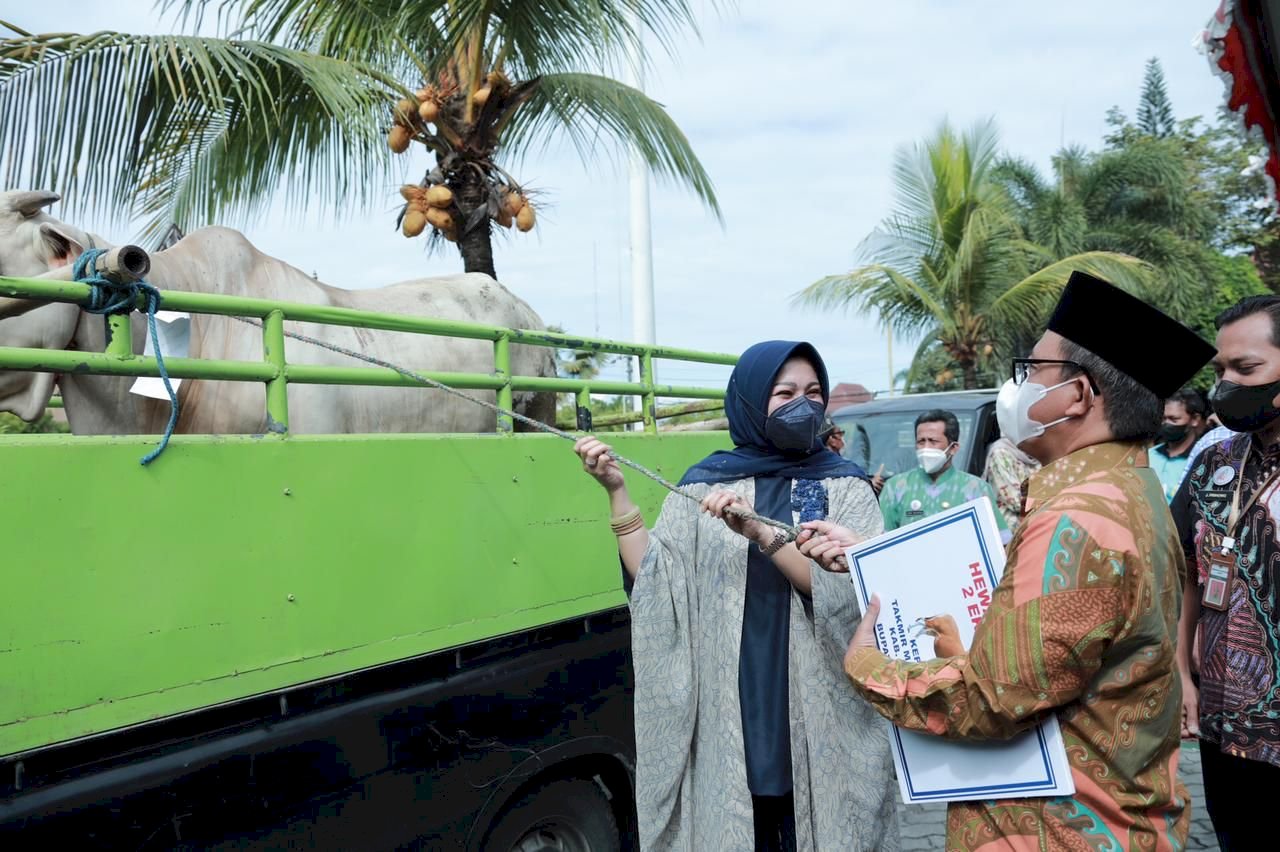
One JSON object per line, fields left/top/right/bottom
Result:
{"left": 751, "top": 793, "right": 796, "bottom": 852}
{"left": 1200, "top": 739, "right": 1280, "bottom": 851}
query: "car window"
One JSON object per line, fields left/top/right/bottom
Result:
{"left": 834, "top": 409, "right": 977, "bottom": 479}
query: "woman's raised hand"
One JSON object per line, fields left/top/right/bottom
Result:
{"left": 574, "top": 436, "right": 626, "bottom": 493}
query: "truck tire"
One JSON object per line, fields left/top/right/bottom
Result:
{"left": 483, "top": 777, "right": 620, "bottom": 852}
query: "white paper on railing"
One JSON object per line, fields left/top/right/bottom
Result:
{"left": 845, "top": 497, "right": 1075, "bottom": 804}
{"left": 128, "top": 311, "right": 190, "bottom": 400}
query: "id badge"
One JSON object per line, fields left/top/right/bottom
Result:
{"left": 1203, "top": 552, "right": 1233, "bottom": 611}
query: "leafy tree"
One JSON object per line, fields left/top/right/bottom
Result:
{"left": 1105, "top": 58, "right": 1278, "bottom": 288}
{"left": 1182, "top": 252, "right": 1271, "bottom": 390}
{"left": 1137, "top": 57, "right": 1176, "bottom": 138}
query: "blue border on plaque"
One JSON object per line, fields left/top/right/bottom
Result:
{"left": 848, "top": 501, "right": 1059, "bottom": 800}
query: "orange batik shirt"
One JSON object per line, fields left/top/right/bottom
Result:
{"left": 846, "top": 441, "right": 1189, "bottom": 851}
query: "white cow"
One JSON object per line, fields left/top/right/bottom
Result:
{"left": 0, "top": 190, "right": 556, "bottom": 435}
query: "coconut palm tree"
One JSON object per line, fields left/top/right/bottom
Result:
{"left": 0, "top": 1, "right": 719, "bottom": 278}
{"left": 793, "top": 119, "right": 1151, "bottom": 390}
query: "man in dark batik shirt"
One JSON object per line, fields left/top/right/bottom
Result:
{"left": 1173, "top": 295, "right": 1280, "bottom": 851}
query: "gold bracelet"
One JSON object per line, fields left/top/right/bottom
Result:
{"left": 610, "top": 507, "right": 644, "bottom": 536}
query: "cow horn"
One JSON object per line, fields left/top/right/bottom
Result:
{"left": 8, "top": 190, "right": 60, "bottom": 218}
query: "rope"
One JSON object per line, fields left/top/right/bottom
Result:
{"left": 74, "top": 249, "right": 179, "bottom": 466}
{"left": 229, "top": 315, "right": 800, "bottom": 541}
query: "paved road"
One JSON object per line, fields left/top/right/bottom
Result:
{"left": 896, "top": 740, "right": 1219, "bottom": 850}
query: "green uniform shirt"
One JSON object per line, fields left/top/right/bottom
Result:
{"left": 1148, "top": 444, "right": 1191, "bottom": 503}
{"left": 879, "top": 463, "right": 1010, "bottom": 540}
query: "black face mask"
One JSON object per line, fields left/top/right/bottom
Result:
{"left": 1210, "top": 377, "right": 1280, "bottom": 433}
{"left": 1156, "top": 423, "right": 1189, "bottom": 445}
{"left": 765, "top": 396, "right": 826, "bottom": 453}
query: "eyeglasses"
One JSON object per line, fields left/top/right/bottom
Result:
{"left": 1011, "top": 358, "right": 1099, "bottom": 394}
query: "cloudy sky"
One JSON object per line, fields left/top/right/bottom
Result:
{"left": 10, "top": 1, "right": 1236, "bottom": 395}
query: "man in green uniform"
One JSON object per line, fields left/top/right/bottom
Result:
{"left": 878, "top": 409, "right": 1010, "bottom": 543}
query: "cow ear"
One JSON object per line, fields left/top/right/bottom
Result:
{"left": 38, "top": 222, "right": 85, "bottom": 269}
{"left": 7, "top": 190, "right": 60, "bottom": 219}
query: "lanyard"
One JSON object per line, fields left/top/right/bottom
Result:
{"left": 1223, "top": 440, "right": 1280, "bottom": 552}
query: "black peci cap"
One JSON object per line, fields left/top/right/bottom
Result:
{"left": 1046, "top": 271, "right": 1217, "bottom": 399}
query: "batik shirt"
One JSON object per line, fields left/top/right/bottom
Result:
{"left": 982, "top": 437, "right": 1040, "bottom": 532}
{"left": 1175, "top": 425, "right": 1235, "bottom": 493}
{"left": 1177, "top": 433, "right": 1280, "bottom": 768}
{"left": 880, "top": 464, "right": 1009, "bottom": 540}
{"left": 847, "top": 442, "right": 1189, "bottom": 851}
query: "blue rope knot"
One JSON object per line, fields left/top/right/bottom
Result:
{"left": 73, "top": 248, "right": 179, "bottom": 465}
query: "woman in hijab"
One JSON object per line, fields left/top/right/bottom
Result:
{"left": 573, "top": 341, "right": 898, "bottom": 852}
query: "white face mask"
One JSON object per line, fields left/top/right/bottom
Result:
{"left": 995, "top": 377, "right": 1076, "bottom": 447}
{"left": 916, "top": 446, "right": 952, "bottom": 474}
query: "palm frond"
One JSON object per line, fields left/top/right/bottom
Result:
{"left": 1050, "top": 144, "right": 1091, "bottom": 195}
{"left": 502, "top": 71, "right": 718, "bottom": 218}
{"left": 484, "top": 0, "right": 702, "bottom": 78}
{"left": 0, "top": 29, "right": 403, "bottom": 233}
{"left": 992, "top": 155, "right": 1047, "bottom": 212}
{"left": 902, "top": 328, "right": 944, "bottom": 390}
{"left": 985, "top": 251, "right": 1154, "bottom": 333}
{"left": 1027, "top": 191, "right": 1088, "bottom": 258}
{"left": 1079, "top": 139, "right": 1195, "bottom": 231}
{"left": 218, "top": 0, "right": 709, "bottom": 81}
{"left": 791, "top": 265, "right": 947, "bottom": 337}
{"left": 944, "top": 197, "right": 1022, "bottom": 306}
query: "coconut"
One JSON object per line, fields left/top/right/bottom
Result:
{"left": 496, "top": 207, "right": 513, "bottom": 228}
{"left": 388, "top": 126, "right": 412, "bottom": 153}
{"left": 416, "top": 87, "right": 432, "bottom": 101}
{"left": 426, "top": 207, "right": 455, "bottom": 231}
{"left": 402, "top": 210, "right": 427, "bottom": 237}
{"left": 472, "top": 86, "right": 491, "bottom": 107}
{"left": 516, "top": 203, "right": 536, "bottom": 232}
{"left": 395, "top": 98, "right": 418, "bottom": 124}
{"left": 418, "top": 100, "right": 439, "bottom": 123}
{"left": 399, "top": 185, "right": 424, "bottom": 202}
{"left": 425, "top": 185, "right": 454, "bottom": 208}
{"left": 503, "top": 191, "right": 525, "bottom": 217}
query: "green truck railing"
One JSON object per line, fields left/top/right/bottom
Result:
{"left": 0, "top": 274, "right": 736, "bottom": 433}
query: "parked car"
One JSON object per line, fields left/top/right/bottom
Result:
{"left": 830, "top": 389, "right": 999, "bottom": 481}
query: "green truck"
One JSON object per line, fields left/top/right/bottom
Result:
{"left": 0, "top": 270, "right": 734, "bottom": 850}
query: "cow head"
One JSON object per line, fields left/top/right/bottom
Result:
{"left": 0, "top": 190, "right": 99, "bottom": 277}
{"left": 0, "top": 190, "right": 93, "bottom": 420}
